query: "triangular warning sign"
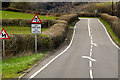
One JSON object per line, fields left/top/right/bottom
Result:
{"left": 31, "top": 14, "right": 42, "bottom": 24}
{"left": 0, "top": 28, "right": 10, "bottom": 39}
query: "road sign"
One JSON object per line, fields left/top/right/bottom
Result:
{"left": 95, "top": 10, "right": 97, "bottom": 13}
{"left": 0, "top": 28, "right": 10, "bottom": 39}
{"left": 31, "top": 24, "right": 41, "bottom": 34}
{"left": 31, "top": 14, "right": 42, "bottom": 53}
{"left": 31, "top": 14, "right": 42, "bottom": 24}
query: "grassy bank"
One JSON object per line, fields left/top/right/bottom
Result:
{"left": 1, "top": 11, "right": 58, "bottom": 20}
{"left": 2, "top": 53, "right": 48, "bottom": 78}
{"left": 2, "top": 26, "right": 47, "bottom": 34}
{"left": 96, "top": 2, "right": 113, "bottom": 6}
{"left": 99, "top": 18, "right": 120, "bottom": 46}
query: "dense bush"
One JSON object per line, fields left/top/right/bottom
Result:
{"left": 58, "top": 14, "right": 78, "bottom": 24}
{"left": 5, "top": 34, "right": 50, "bottom": 56}
{"left": 43, "top": 20, "right": 68, "bottom": 49}
{"left": 77, "top": 12, "right": 100, "bottom": 17}
{"left": 96, "top": 5, "right": 112, "bottom": 15}
{"left": 3, "top": 8, "right": 24, "bottom": 12}
{"left": 101, "top": 13, "right": 120, "bottom": 38}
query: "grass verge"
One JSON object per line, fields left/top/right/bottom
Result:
{"left": 95, "top": 2, "right": 113, "bottom": 6}
{"left": 2, "top": 26, "right": 48, "bottom": 34}
{"left": 2, "top": 53, "right": 48, "bottom": 78}
{"left": 1, "top": 11, "right": 58, "bottom": 20}
{"left": 99, "top": 18, "right": 120, "bottom": 46}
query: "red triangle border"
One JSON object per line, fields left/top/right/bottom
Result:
{"left": 0, "top": 28, "right": 10, "bottom": 39}
{"left": 31, "top": 14, "right": 42, "bottom": 24}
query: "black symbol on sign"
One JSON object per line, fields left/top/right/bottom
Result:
{"left": 2, "top": 33, "right": 6, "bottom": 38}
{"left": 34, "top": 18, "right": 38, "bottom": 22}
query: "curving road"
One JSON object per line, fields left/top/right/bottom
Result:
{"left": 21, "top": 18, "right": 119, "bottom": 80}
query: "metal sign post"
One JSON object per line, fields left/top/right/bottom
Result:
{"left": 95, "top": 10, "right": 97, "bottom": 17}
{"left": 35, "top": 33, "right": 37, "bottom": 53}
{"left": 31, "top": 14, "right": 42, "bottom": 53}
{"left": 2, "top": 40, "right": 5, "bottom": 57}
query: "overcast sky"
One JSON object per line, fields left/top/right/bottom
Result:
{"left": 1, "top": 0, "right": 119, "bottom": 2}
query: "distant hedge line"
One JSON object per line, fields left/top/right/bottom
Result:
{"left": 4, "top": 13, "right": 78, "bottom": 58}
{"left": 77, "top": 12, "right": 101, "bottom": 17}
{"left": 3, "top": 8, "right": 62, "bottom": 17}
{"left": 100, "top": 13, "right": 120, "bottom": 39}
{"left": 2, "top": 19, "right": 56, "bottom": 28}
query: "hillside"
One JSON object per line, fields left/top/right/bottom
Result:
{"left": 2, "top": 2, "right": 88, "bottom": 13}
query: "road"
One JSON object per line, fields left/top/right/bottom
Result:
{"left": 21, "top": 18, "right": 119, "bottom": 79}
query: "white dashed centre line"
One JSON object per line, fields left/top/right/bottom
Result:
{"left": 82, "top": 19, "right": 97, "bottom": 79}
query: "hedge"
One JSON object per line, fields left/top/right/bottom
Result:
{"left": 5, "top": 34, "right": 50, "bottom": 57}
{"left": 100, "top": 13, "right": 120, "bottom": 38}
{"left": 4, "top": 13, "right": 78, "bottom": 58}
{"left": 2, "top": 19, "right": 56, "bottom": 28}
{"left": 58, "top": 14, "right": 78, "bottom": 24}
{"left": 77, "top": 12, "right": 101, "bottom": 17}
{"left": 3, "top": 8, "right": 62, "bottom": 17}
{"left": 43, "top": 20, "right": 68, "bottom": 49}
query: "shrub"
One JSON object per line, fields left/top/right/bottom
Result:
{"left": 101, "top": 13, "right": 119, "bottom": 38}
{"left": 3, "top": 8, "right": 23, "bottom": 12}
{"left": 77, "top": 12, "right": 100, "bottom": 17}
{"left": 96, "top": 5, "right": 112, "bottom": 15}
{"left": 43, "top": 20, "right": 68, "bottom": 49}
{"left": 2, "top": 19, "right": 56, "bottom": 28}
{"left": 20, "top": 19, "right": 31, "bottom": 27}
{"left": 58, "top": 14, "right": 78, "bottom": 24}
{"left": 5, "top": 34, "right": 50, "bottom": 56}
{"left": 2, "top": 19, "right": 21, "bottom": 26}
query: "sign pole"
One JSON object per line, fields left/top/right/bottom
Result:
{"left": 31, "top": 14, "right": 42, "bottom": 54}
{"left": 2, "top": 40, "right": 5, "bottom": 57}
{"left": 35, "top": 33, "right": 37, "bottom": 53}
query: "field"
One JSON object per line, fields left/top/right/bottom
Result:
{"left": 2, "top": 53, "right": 48, "bottom": 78}
{"left": 1, "top": 11, "right": 57, "bottom": 34}
{"left": 95, "top": 2, "right": 114, "bottom": 6}
{"left": 1, "top": 11, "right": 58, "bottom": 20}
{"left": 2, "top": 26, "right": 47, "bottom": 34}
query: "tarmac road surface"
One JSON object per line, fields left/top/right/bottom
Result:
{"left": 21, "top": 18, "right": 119, "bottom": 80}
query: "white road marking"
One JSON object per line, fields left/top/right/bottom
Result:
{"left": 29, "top": 20, "right": 78, "bottom": 79}
{"left": 90, "top": 48, "right": 93, "bottom": 52}
{"left": 87, "top": 18, "right": 97, "bottom": 79}
{"left": 89, "top": 60, "right": 92, "bottom": 67}
{"left": 90, "top": 36, "right": 92, "bottom": 40}
{"left": 90, "top": 52, "right": 92, "bottom": 56}
{"left": 91, "top": 42, "right": 98, "bottom": 46}
{"left": 88, "top": 19, "right": 91, "bottom": 36}
{"left": 82, "top": 56, "right": 96, "bottom": 62}
{"left": 91, "top": 40, "right": 93, "bottom": 44}
{"left": 90, "top": 69, "right": 94, "bottom": 79}
{"left": 98, "top": 19, "right": 120, "bottom": 49}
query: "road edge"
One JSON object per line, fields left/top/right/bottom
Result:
{"left": 18, "top": 19, "right": 79, "bottom": 79}
{"left": 98, "top": 19, "right": 120, "bottom": 50}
